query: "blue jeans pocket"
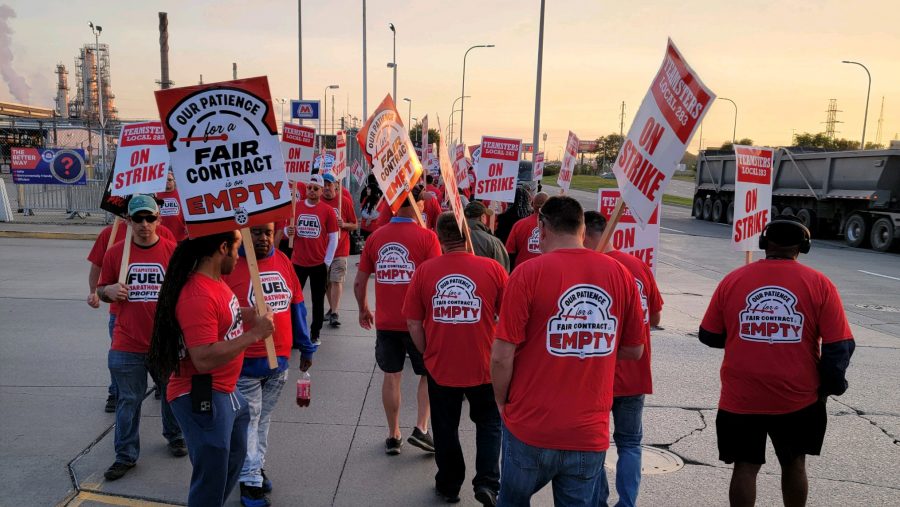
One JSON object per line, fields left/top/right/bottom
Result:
{"left": 506, "top": 431, "right": 542, "bottom": 471}
{"left": 577, "top": 450, "right": 606, "bottom": 480}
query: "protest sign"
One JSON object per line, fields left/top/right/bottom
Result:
{"left": 475, "top": 136, "right": 521, "bottom": 202}
{"left": 450, "top": 144, "right": 468, "bottom": 186}
{"left": 612, "top": 38, "right": 715, "bottom": 228}
{"left": 313, "top": 151, "right": 335, "bottom": 174}
{"left": 333, "top": 130, "right": 348, "bottom": 181}
{"left": 533, "top": 152, "right": 545, "bottom": 181}
{"left": 350, "top": 160, "right": 367, "bottom": 187}
{"left": 11, "top": 148, "right": 86, "bottom": 185}
{"left": 281, "top": 123, "right": 316, "bottom": 182}
{"left": 355, "top": 94, "right": 424, "bottom": 216}
{"left": 557, "top": 131, "right": 579, "bottom": 193}
{"left": 469, "top": 144, "right": 481, "bottom": 168}
{"left": 111, "top": 122, "right": 169, "bottom": 196}
{"left": 732, "top": 145, "right": 773, "bottom": 257}
{"left": 598, "top": 189, "right": 661, "bottom": 273}
{"left": 437, "top": 139, "right": 472, "bottom": 252}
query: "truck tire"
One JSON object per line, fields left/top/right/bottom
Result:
{"left": 870, "top": 217, "right": 897, "bottom": 252}
{"left": 781, "top": 206, "right": 795, "bottom": 217}
{"left": 712, "top": 198, "right": 726, "bottom": 223}
{"left": 726, "top": 201, "right": 735, "bottom": 224}
{"left": 844, "top": 214, "right": 869, "bottom": 248}
{"left": 693, "top": 197, "right": 704, "bottom": 218}
{"left": 771, "top": 205, "right": 779, "bottom": 218}
{"left": 702, "top": 197, "right": 713, "bottom": 221}
{"left": 797, "top": 208, "right": 817, "bottom": 236}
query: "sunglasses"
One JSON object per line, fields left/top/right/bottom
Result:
{"left": 131, "top": 215, "right": 159, "bottom": 224}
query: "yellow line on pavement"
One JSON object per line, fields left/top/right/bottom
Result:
{"left": 69, "top": 491, "right": 182, "bottom": 506}
{"left": 0, "top": 230, "right": 96, "bottom": 240}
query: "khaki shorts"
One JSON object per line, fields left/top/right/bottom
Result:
{"left": 328, "top": 257, "right": 348, "bottom": 283}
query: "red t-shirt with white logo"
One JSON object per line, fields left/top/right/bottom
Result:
{"left": 505, "top": 214, "right": 542, "bottom": 268}
{"left": 496, "top": 248, "right": 645, "bottom": 451}
{"left": 155, "top": 190, "right": 188, "bottom": 241}
{"left": 167, "top": 273, "right": 246, "bottom": 400}
{"left": 320, "top": 189, "right": 358, "bottom": 258}
{"left": 607, "top": 250, "right": 663, "bottom": 397}
{"left": 98, "top": 238, "right": 176, "bottom": 353}
{"left": 701, "top": 259, "right": 853, "bottom": 414}
{"left": 359, "top": 219, "right": 442, "bottom": 331}
{"left": 290, "top": 200, "right": 339, "bottom": 267}
{"left": 403, "top": 252, "right": 508, "bottom": 387}
{"left": 423, "top": 196, "right": 441, "bottom": 230}
{"left": 224, "top": 250, "right": 303, "bottom": 358}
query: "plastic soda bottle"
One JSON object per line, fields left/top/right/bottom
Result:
{"left": 296, "top": 371, "right": 311, "bottom": 407}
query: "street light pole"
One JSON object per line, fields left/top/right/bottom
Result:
{"left": 89, "top": 22, "right": 105, "bottom": 174}
{"left": 362, "top": 0, "right": 367, "bottom": 121}
{"left": 448, "top": 94, "right": 470, "bottom": 147}
{"left": 324, "top": 84, "right": 339, "bottom": 144}
{"left": 459, "top": 44, "right": 494, "bottom": 144}
{"left": 276, "top": 98, "right": 286, "bottom": 131}
{"left": 842, "top": 60, "right": 871, "bottom": 149}
{"left": 531, "top": 0, "right": 546, "bottom": 167}
{"left": 389, "top": 23, "right": 397, "bottom": 101}
{"left": 719, "top": 97, "right": 737, "bottom": 144}
{"left": 298, "top": 1, "right": 303, "bottom": 101}
{"left": 403, "top": 98, "right": 412, "bottom": 129}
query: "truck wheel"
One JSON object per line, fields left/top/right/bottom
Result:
{"left": 702, "top": 197, "right": 713, "bottom": 221}
{"left": 781, "top": 206, "right": 795, "bottom": 217}
{"left": 726, "top": 201, "right": 735, "bottom": 224}
{"left": 797, "top": 208, "right": 817, "bottom": 236}
{"left": 844, "top": 214, "right": 869, "bottom": 248}
{"left": 771, "top": 205, "right": 779, "bottom": 218}
{"left": 693, "top": 197, "right": 704, "bottom": 218}
{"left": 870, "top": 217, "right": 897, "bottom": 252}
{"left": 712, "top": 198, "right": 726, "bottom": 223}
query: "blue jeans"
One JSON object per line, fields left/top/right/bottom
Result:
{"left": 107, "top": 350, "right": 182, "bottom": 464}
{"left": 171, "top": 390, "right": 250, "bottom": 507}
{"left": 498, "top": 426, "right": 606, "bottom": 507}
{"left": 107, "top": 313, "right": 117, "bottom": 397}
{"left": 598, "top": 395, "right": 645, "bottom": 507}
{"left": 236, "top": 369, "right": 288, "bottom": 487}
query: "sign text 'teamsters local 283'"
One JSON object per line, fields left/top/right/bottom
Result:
{"left": 155, "top": 76, "right": 291, "bottom": 237}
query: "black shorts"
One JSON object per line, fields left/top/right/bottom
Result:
{"left": 375, "top": 330, "right": 427, "bottom": 375}
{"left": 716, "top": 400, "right": 826, "bottom": 466}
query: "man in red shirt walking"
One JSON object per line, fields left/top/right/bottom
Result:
{"left": 156, "top": 169, "right": 188, "bottom": 241}
{"left": 97, "top": 195, "right": 185, "bottom": 480}
{"left": 490, "top": 196, "right": 645, "bottom": 506}
{"left": 355, "top": 187, "right": 442, "bottom": 455}
{"left": 289, "top": 174, "right": 339, "bottom": 345}
{"left": 700, "top": 215, "right": 855, "bottom": 507}
{"left": 504, "top": 192, "right": 548, "bottom": 270}
{"left": 404, "top": 212, "right": 508, "bottom": 505}
{"left": 584, "top": 211, "right": 663, "bottom": 507}
{"left": 321, "top": 173, "right": 358, "bottom": 328}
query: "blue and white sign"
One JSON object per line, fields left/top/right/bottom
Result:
{"left": 291, "top": 100, "right": 321, "bottom": 120}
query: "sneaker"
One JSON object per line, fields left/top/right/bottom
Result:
{"left": 260, "top": 469, "right": 272, "bottom": 493}
{"left": 435, "top": 487, "right": 461, "bottom": 504}
{"left": 104, "top": 395, "right": 116, "bottom": 413}
{"left": 474, "top": 487, "right": 497, "bottom": 507}
{"left": 385, "top": 437, "right": 403, "bottom": 455}
{"left": 240, "top": 483, "right": 270, "bottom": 507}
{"left": 167, "top": 439, "right": 188, "bottom": 457}
{"left": 103, "top": 461, "right": 135, "bottom": 481}
{"left": 325, "top": 309, "right": 334, "bottom": 320}
{"left": 329, "top": 312, "right": 341, "bottom": 327}
{"left": 407, "top": 427, "right": 436, "bottom": 453}
{"left": 311, "top": 336, "right": 321, "bottom": 346}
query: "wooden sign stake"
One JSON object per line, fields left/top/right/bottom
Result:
{"left": 745, "top": 251, "right": 753, "bottom": 265}
{"left": 288, "top": 184, "right": 297, "bottom": 248}
{"left": 406, "top": 193, "right": 427, "bottom": 228}
{"left": 117, "top": 226, "right": 133, "bottom": 285}
{"left": 241, "top": 229, "right": 278, "bottom": 369}
{"left": 107, "top": 217, "right": 122, "bottom": 250}
{"left": 595, "top": 198, "right": 625, "bottom": 252}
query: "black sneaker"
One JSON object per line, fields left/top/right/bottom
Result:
{"left": 407, "top": 427, "right": 436, "bottom": 453}
{"left": 474, "top": 487, "right": 497, "bottom": 507}
{"left": 260, "top": 469, "right": 272, "bottom": 493}
{"left": 325, "top": 309, "right": 334, "bottom": 320}
{"left": 104, "top": 395, "right": 116, "bottom": 413}
{"left": 103, "top": 461, "right": 135, "bottom": 481}
{"left": 167, "top": 439, "right": 188, "bottom": 457}
{"left": 385, "top": 437, "right": 403, "bottom": 455}
{"left": 240, "top": 483, "right": 270, "bottom": 507}
{"left": 329, "top": 312, "right": 341, "bottom": 327}
{"left": 311, "top": 335, "right": 321, "bottom": 346}
{"left": 435, "top": 487, "right": 461, "bottom": 504}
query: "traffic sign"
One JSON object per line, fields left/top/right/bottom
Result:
{"left": 291, "top": 100, "right": 320, "bottom": 120}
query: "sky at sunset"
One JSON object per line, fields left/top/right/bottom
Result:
{"left": 2, "top": 0, "right": 899, "bottom": 159}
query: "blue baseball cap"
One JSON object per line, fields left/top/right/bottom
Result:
{"left": 128, "top": 194, "right": 159, "bottom": 216}
{"left": 322, "top": 173, "right": 336, "bottom": 183}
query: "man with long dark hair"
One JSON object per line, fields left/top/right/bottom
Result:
{"left": 149, "top": 230, "right": 274, "bottom": 507}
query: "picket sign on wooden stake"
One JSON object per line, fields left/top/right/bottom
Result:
{"left": 595, "top": 199, "right": 625, "bottom": 252}
{"left": 117, "top": 226, "right": 133, "bottom": 284}
{"left": 463, "top": 219, "right": 475, "bottom": 254}
{"left": 406, "top": 193, "right": 426, "bottom": 228}
{"left": 288, "top": 188, "right": 297, "bottom": 248}
{"left": 107, "top": 218, "right": 122, "bottom": 250}
{"left": 241, "top": 230, "right": 278, "bottom": 369}
{"left": 745, "top": 251, "right": 753, "bottom": 265}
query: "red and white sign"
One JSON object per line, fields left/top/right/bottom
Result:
{"left": 475, "top": 136, "right": 520, "bottom": 202}
{"left": 350, "top": 160, "right": 367, "bottom": 187}
{"left": 281, "top": 123, "right": 316, "bottom": 183}
{"left": 356, "top": 95, "right": 423, "bottom": 214}
{"left": 438, "top": 140, "right": 466, "bottom": 235}
{"left": 598, "top": 189, "right": 661, "bottom": 273}
{"left": 332, "top": 130, "right": 347, "bottom": 181}
{"left": 612, "top": 39, "right": 715, "bottom": 227}
{"left": 111, "top": 121, "right": 169, "bottom": 196}
{"left": 522, "top": 143, "right": 534, "bottom": 154}
{"left": 533, "top": 152, "right": 545, "bottom": 181}
{"left": 451, "top": 143, "right": 469, "bottom": 187}
{"left": 558, "top": 131, "right": 579, "bottom": 192}
{"left": 155, "top": 76, "right": 291, "bottom": 237}
{"left": 732, "top": 145, "right": 773, "bottom": 251}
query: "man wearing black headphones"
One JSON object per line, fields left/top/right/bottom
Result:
{"left": 699, "top": 214, "right": 855, "bottom": 507}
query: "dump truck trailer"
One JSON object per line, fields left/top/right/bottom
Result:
{"left": 693, "top": 147, "right": 900, "bottom": 252}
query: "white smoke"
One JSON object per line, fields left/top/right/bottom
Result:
{"left": 0, "top": 4, "right": 31, "bottom": 103}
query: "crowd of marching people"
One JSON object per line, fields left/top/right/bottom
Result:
{"left": 84, "top": 166, "right": 854, "bottom": 507}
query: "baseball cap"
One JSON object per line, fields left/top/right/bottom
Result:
{"left": 464, "top": 200, "right": 494, "bottom": 219}
{"left": 128, "top": 194, "right": 159, "bottom": 216}
{"left": 322, "top": 173, "right": 336, "bottom": 183}
{"left": 309, "top": 174, "right": 324, "bottom": 187}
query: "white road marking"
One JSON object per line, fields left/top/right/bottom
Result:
{"left": 661, "top": 226, "right": 686, "bottom": 233}
{"left": 858, "top": 270, "right": 900, "bottom": 281}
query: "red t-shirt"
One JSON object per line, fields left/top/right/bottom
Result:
{"left": 701, "top": 259, "right": 853, "bottom": 415}
{"left": 98, "top": 238, "right": 176, "bottom": 353}
{"left": 167, "top": 273, "right": 246, "bottom": 400}
{"left": 422, "top": 196, "right": 441, "bottom": 230}
{"left": 290, "top": 200, "right": 339, "bottom": 267}
{"left": 320, "top": 191, "right": 358, "bottom": 258}
{"left": 403, "top": 252, "right": 508, "bottom": 387}
{"left": 496, "top": 248, "right": 645, "bottom": 451}
{"left": 426, "top": 184, "right": 444, "bottom": 204}
{"left": 224, "top": 250, "right": 303, "bottom": 358}
{"left": 607, "top": 250, "right": 663, "bottom": 397}
{"left": 359, "top": 219, "right": 442, "bottom": 331}
{"left": 505, "top": 214, "right": 542, "bottom": 269}
{"left": 155, "top": 190, "right": 188, "bottom": 241}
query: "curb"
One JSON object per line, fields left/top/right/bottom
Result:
{"left": 0, "top": 230, "right": 97, "bottom": 241}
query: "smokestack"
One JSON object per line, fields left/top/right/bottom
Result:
{"left": 158, "top": 12, "right": 171, "bottom": 89}
{"left": 55, "top": 63, "right": 68, "bottom": 118}
{"left": 233, "top": 62, "right": 237, "bottom": 80}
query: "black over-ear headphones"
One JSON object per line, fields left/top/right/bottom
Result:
{"left": 758, "top": 215, "right": 811, "bottom": 254}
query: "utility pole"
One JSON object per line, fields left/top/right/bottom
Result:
{"left": 531, "top": 0, "right": 545, "bottom": 170}
{"left": 619, "top": 101, "right": 625, "bottom": 136}
{"left": 233, "top": 62, "right": 237, "bottom": 79}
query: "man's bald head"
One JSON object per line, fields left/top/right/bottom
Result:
{"left": 532, "top": 192, "right": 549, "bottom": 212}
